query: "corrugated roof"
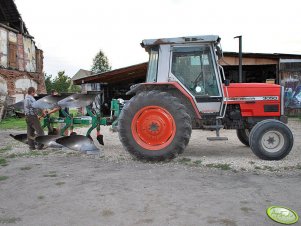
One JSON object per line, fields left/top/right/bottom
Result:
{"left": 224, "top": 52, "right": 301, "bottom": 59}
{"left": 73, "top": 63, "right": 147, "bottom": 85}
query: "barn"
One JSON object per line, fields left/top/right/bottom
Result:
{"left": 0, "top": 0, "right": 45, "bottom": 119}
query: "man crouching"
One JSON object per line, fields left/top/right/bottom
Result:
{"left": 24, "top": 87, "right": 45, "bottom": 150}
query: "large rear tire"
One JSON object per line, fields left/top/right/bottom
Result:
{"left": 118, "top": 90, "right": 192, "bottom": 161}
{"left": 249, "top": 119, "right": 294, "bottom": 160}
{"left": 236, "top": 129, "right": 250, "bottom": 146}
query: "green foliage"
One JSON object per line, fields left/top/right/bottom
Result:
{"left": 91, "top": 49, "right": 111, "bottom": 74}
{"left": 0, "top": 217, "right": 21, "bottom": 224}
{"left": 0, "top": 175, "right": 9, "bottom": 181}
{"left": 206, "top": 163, "right": 231, "bottom": 170}
{"left": 177, "top": 157, "right": 191, "bottom": 163}
{"left": 52, "top": 71, "right": 71, "bottom": 94}
{"left": 0, "top": 146, "right": 12, "bottom": 153}
{"left": 44, "top": 73, "right": 53, "bottom": 93}
{"left": 0, "top": 158, "right": 8, "bottom": 166}
{"left": 44, "top": 71, "right": 81, "bottom": 94}
{"left": 68, "top": 83, "right": 81, "bottom": 93}
{"left": 20, "top": 166, "right": 32, "bottom": 170}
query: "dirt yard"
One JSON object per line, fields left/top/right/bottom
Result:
{"left": 0, "top": 119, "right": 300, "bottom": 225}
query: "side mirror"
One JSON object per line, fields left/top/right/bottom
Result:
{"left": 224, "top": 79, "right": 230, "bottom": 87}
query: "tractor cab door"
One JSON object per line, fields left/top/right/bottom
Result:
{"left": 169, "top": 45, "right": 224, "bottom": 116}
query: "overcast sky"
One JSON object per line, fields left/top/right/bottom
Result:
{"left": 15, "top": 0, "right": 301, "bottom": 77}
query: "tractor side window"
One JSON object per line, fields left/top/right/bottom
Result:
{"left": 146, "top": 48, "right": 159, "bottom": 82}
{"left": 171, "top": 46, "right": 220, "bottom": 96}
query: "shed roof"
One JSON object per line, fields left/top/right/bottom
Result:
{"left": 224, "top": 52, "right": 301, "bottom": 59}
{"left": 73, "top": 62, "right": 147, "bottom": 85}
{"left": 0, "top": 0, "right": 29, "bottom": 35}
{"left": 73, "top": 52, "right": 301, "bottom": 85}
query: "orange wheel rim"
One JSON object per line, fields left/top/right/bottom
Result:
{"left": 131, "top": 106, "right": 176, "bottom": 150}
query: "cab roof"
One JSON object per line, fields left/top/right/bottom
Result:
{"left": 141, "top": 35, "right": 220, "bottom": 48}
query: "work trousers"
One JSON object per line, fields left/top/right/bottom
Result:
{"left": 25, "top": 115, "right": 44, "bottom": 148}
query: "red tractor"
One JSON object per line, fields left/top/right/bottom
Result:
{"left": 118, "top": 36, "right": 294, "bottom": 161}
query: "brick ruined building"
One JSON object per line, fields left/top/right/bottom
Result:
{"left": 0, "top": 0, "right": 46, "bottom": 104}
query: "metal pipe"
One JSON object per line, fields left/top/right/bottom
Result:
{"left": 234, "top": 36, "right": 243, "bottom": 82}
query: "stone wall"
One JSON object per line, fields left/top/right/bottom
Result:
{"left": 0, "top": 68, "right": 46, "bottom": 102}
{"left": 0, "top": 24, "right": 45, "bottom": 103}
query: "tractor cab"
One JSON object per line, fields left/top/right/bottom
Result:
{"left": 141, "top": 35, "right": 226, "bottom": 116}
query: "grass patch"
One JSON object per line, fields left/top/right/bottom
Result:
{"left": 0, "top": 217, "right": 21, "bottom": 224}
{"left": 0, "top": 175, "right": 9, "bottom": 181}
{"left": 101, "top": 209, "right": 114, "bottom": 217}
{"left": 0, "top": 146, "right": 12, "bottom": 153}
{"left": 193, "top": 160, "right": 202, "bottom": 165}
{"left": 7, "top": 153, "right": 17, "bottom": 158}
{"left": 7, "top": 151, "right": 50, "bottom": 158}
{"left": 254, "top": 165, "right": 276, "bottom": 171}
{"left": 206, "top": 163, "right": 231, "bottom": 170}
{"left": 0, "top": 117, "right": 27, "bottom": 130}
{"left": 55, "top": 181, "right": 65, "bottom": 186}
{"left": 0, "top": 158, "right": 8, "bottom": 166}
{"left": 38, "top": 195, "right": 45, "bottom": 200}
{"left": 20, "top": 166, "right": 32, "bottom": 171}
{"left": 43, "top": 174, "right": 57, "bottom": 177}
{"left": 24, "top": 151, "right": 50, "bottom": 157}
{"left": 262, "top": 165, "right": 276, "bottom": 172}
{"left": 178, "top": 157, "right": 191, "bottom": 163}
{"left": 44, "top": 171, "right": 57, "bottom": 177}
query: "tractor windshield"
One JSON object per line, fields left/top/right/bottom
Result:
{"left": 171, "top": 46, "right": 220, "bottom": 97}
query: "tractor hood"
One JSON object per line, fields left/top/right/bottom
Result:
{"left": 224, "top": 83, "right": 282, "bottom": 117}
{"left": 225, "top": 83, "right": 281, "bottom": 99}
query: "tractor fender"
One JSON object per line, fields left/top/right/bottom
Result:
{"left": 127, "top": 82, "right": 201, "bottom": 119}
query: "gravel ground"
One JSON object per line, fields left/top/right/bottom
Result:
{"left": 0, "top": 118, "right": 300, "bottom": 225}
{"left": 1, "top": 118, "right": 301, "bottom": 174}
{"left": 95, "top": 118, "right": 301, "bottom": 174}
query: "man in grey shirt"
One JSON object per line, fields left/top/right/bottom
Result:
{"left": 24, "top": 87, "right": 45, "bottom": 150}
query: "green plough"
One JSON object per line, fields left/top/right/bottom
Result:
{"left": 10, "top": 94, "right": 123, "bottom": 153}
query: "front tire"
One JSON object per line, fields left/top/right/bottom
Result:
{"left": 118, "top": 90, "right": 192, "bottom": 161}
{"left": 249, "top": 119, "right": 294, "bottom": 160}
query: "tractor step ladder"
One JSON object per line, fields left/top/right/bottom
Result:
{"left": 206, "top": 65, "right": 229, "bottom": 141}
{"left": 206, "top": 117, "right": 228, "bottom": 141}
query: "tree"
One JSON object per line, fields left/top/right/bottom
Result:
{"left": 52, "top": 71, "right": 71, "bottom": 94}
{"left": 68, "top": 83, "right": 81, "bottom": 93}
{"left": 44, "top": 73, "right": 53, "bottom": 93}
{"left": 44, "top": 71, "right": 81, "bottom": 94}
{"left": 91, "top": 49, "right": 111, "bottom": 74}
